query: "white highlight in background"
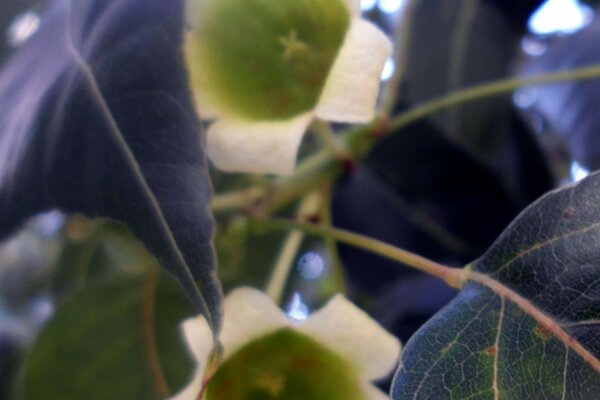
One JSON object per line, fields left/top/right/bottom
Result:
{"left": 7, "top": 11, "right": 40, "bottom": 47}
{"left": 570, "top": 161, "right": 590, "bottom": 182}
{"left": 361, "top": 0, "right": 378, "bottom": 12}
{"left": 528, "top": 0, "right": 593, "bottom": 35}
{"left": 381, "top": 57, "right": 396, "bottom": 81}
{"left": 286, "top": 292, "right": 309, "bottom": 321}
{"left": 378, "top": 0, "right": 405, "bottom": 14}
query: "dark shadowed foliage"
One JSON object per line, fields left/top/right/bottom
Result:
{"left": 0, "top": 0, "right": 222, "bottom": 332}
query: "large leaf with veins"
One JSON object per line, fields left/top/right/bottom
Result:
{"left": 0, "top": 0, "right": 222, "bottom": 332}
{"left": 392, "top": 172, "right": 600, "bottom": 399}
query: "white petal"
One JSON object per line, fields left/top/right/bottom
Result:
{"left": 300, "top": 294, "right": 401, "bottom": 381}
{"left": 220, "top": 287, "right": 289, "bottom": 358}
{"left": 206, "top": 114, "right": 313, "bottom": 175}
{"left": 181, "top": 316, "right": 214, "bottom": 363}
{"left": 168, "top": 317, "right": 213, "bottom": 400}
{"left": 316, "top": 19, "right": 393, "bottom": 123}
{"left": 342, "top": 0, "right": 362, "bottom": 17}
{"left": 362, "top": 383, "right": 391, "bottom": 400}
{"left": 168, "top": 370, "right": 202, "bottom": 400}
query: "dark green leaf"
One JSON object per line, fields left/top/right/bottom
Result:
{"left": 0, "top": 0, "right": 222, "bottom": 332}
{"left": 392, "top": 172, "right": 600, "bottom": 399}
{"left": 402, "top": 0, "right": 552, "bottom": 200}
{"left": 23, "top": 271, "right": 195, "bottom": 400}
{"left": 333, "top": 115, "right": 549, "bottom": 342}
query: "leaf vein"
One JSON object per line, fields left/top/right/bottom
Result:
{"left": 493, "top": 221, "right": 600, "bottom": 276}
{"left": 493, "top": 296, "right": 505, "bottom": 400}
{"left": 63, "top": 0, "right": 216, "bottom": 331}
{"left": 466, "top": 272, "right": 600, "bottom": 374}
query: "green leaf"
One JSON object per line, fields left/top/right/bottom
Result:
{"left": 23, "top": 271, "right": 194, "bottom": 400}
{"left": 0, "top": 0, "right": 222, "bottom": 332}
{"left": 392, "top": 172, "right": 600, "bottom": 399}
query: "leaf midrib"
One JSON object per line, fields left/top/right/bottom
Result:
{"left": 63, "top": 0, "right": 216, "bottom": 332}
{"left": 466, "top": 271, "right": 600, "bottom": 374}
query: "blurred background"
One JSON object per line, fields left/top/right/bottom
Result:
{"left": 2, "top": 0, "right": 600, "bottom": 398}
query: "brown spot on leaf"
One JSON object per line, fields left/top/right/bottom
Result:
{"left": 484, "top": 346, "right": 497, "bottom": 356}
{"left": 534, "top": 324, "right": 552, "bottom": 341}
{"left": 562, "top": 207, "right": 575, "bottom": 219}
{"left": 440, "top": 344, "right": 452, "bottom": 355}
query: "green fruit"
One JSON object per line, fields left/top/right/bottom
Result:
{"left": 205, "top": 328, "right": 365, "bottom": 400}
{"left": 188, "top": 0, "right": 350, "bottom": 120}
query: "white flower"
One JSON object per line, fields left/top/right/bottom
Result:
{"left": 187, "top": 0, "right": 393, "bottom": 175}
{"left": 170, "top": 287, "right": 401, "bottom": 400}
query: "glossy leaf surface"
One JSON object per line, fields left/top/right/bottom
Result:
{"left": 392, "top": 172, "right": 600, "bottom": 399}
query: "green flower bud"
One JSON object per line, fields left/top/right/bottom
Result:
{"left": 170, "top": 288, "right": 401, "bottom": 400}
{"left": 205, "top": 328, "right": 365, "bottom": 400}
{"left": 188, "top": 0, "right": 351, "bottom": 120}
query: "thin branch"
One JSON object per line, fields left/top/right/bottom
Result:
{"left": 311, "top": 120, "right": 348, "bottom": 160}
{"left": 212, "top": 64, "right": 600, "bottom": 216}
{"left": 256, "top": 218, "right": 462, "bottom": 289}
{"left": 389, "top": 64, "right": 600, "bottom": 132}
{"left": 380, "top": 0, "right": 419, "bottom": 115}
{"left": 319, "top": 185, "right": 348, "bottom": 294}
{"left": 265, "top": 194, "right": 322, "bottom": 304}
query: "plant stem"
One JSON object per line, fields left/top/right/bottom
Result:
{"left": 388, "top": 64, "right": 600, "bottom": 132}
{"left": 380, "top": 0, "right": 418, "bottom": 115}
{"left": 311, "top": 120, "right": 347, "bottom": 159}
{"left": 265, "top": 193, "right": 321, "bottom": 304}
{"left": 319, "top": 185, "right": 348, "bottom": 294}
{"left": 257, "top": 218, "right": 462, "bottom": 289}
{"left": 211, "top": 187, "right": 263, "bottom": 214}
{"left": 212, "top": 64, "right": 600, "bottom": 216}
{"left": 265, "top": 230, "right": 305, "bottom": 304}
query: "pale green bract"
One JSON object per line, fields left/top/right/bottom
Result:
{"left": 186, "top": 0, "right": 392, "bottom": 175}
{"left": 170, "top": 288, "right": 401, "bottom": 400}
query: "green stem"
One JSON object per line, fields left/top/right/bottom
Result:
{"left": 265, "top": 194, "right": 321, "bottom": 304}
{"left": 211, "top": 187, "right": 263, "bottom": 214}
{"left": 319, "top": 185, "right": 348, "bottom": 294}
{"left": 389, "top": 64, "right": 600, "bottom": 132}
{"left": 311, "top": 120, "right": 347, "bottom": 159}
{"left": 213, "top": 64, "right": 600, "bottom": 216}
{"left": 256, "top": 218, "right": 462, "bottom": 289}
{"left": 380, "top": 0, "right": 418, "bottom": 115}
{"left": 265, "top": 230, "right": 305, "bottom": 304}
{"left": 210, "top": 151, "right": 336, "bottom": 215}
